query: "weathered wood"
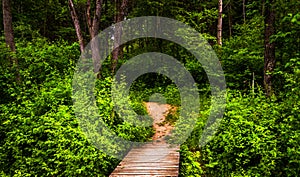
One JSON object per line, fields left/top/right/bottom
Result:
{"left": 110, "top": 142, "right": 179, "bottom": 176}
{"left": 110, "top": 102, "right": 180, "bottom": 176}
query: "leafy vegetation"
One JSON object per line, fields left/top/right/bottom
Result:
{"left": 1, "top": 0, "right": 299, "bottom": 176}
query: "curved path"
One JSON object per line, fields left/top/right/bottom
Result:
{"left": 110, "top": 102, "right": 179, "bottom": 177}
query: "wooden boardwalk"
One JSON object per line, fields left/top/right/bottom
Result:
{"left": 110, "top": 102, "right": 180, "bottom": 176}
{"left": 110, "top": 141, "right": 180, "bottom": 176}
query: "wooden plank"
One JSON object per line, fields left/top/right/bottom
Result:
{"left": 110, "top": 170, "right": 179, "bottom": 175}
{"left": 110, "top": 103, "right": 180, "bottom": 176}
{"left": 110, "top": 142, "right": 180, "bottom": 176}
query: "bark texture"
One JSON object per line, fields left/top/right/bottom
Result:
{"left": 112, "top": 0, "right": 128, "bottom": 73}
{"left": 68, "top": 0, "right": 85, "bottom": 53}
{"left": 263, "top": 0, "right": 276, "bottom": 97}
{"left": 3, "top": 0, "right": 20, "bottom": 82}
{"left": 217, "top": 0, "right": 223, "bottom": 45}
{"left": 3, "top": 0, "right": 16, "bottom": 52}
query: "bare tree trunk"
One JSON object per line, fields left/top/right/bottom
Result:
{"left": 3, "top": 0, "right": 15, "bottom": 52}
{"left": 91, "top": 0, "right": 103, "bottom": 38}
{"left": 217, "top": 0, "right": 222, "bottom": 46}
{"left": 112, "top": 0, "right": 128, "bottom": 73}
{"left": 68, "top": 0, "right": 85, "bottom": 53}
{"left": 69, "top": 0, "right": 103, "bottom": 76}
{"left": 243, "top": 0, "right": 246, "bottom": 24}
{"left": 91, "top": 0, "right": 103, "bottom": 76}
{"left": 263, "top": 0, "right": 276, "bottom": 97}
{"left": 3, "top": 0, "right": 20, "bottom": 82}
{"left": 86, "top": 0, "right": 93, "bottom": 37}
{"left": 228, "top": 0, "right": 232, "bottom": 38}
{"left": 86, "top": 0, "right": 103, "bottom": 38}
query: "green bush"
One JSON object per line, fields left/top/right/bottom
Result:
{"left": 179, "top": 144, "right": 203, "bottom": 177}
{"left": 0, "top": 80, "right": 118, "bottom": 176}
{"left": 189, "top": 89, "right": 300, "bottom": 176}
{"left": 0, "top": 39, "right": 155, "bottom": 176}
{"left": 220, "top": 16, "right": 264, "bottom": 90}
{"left": 16, "top": 38, "right": 79, "bottom": 85}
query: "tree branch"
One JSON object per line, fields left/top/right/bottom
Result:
{"left": 68, "top": 0, "right": 85, "bottom": 53}
{"left": 92, "top": 0, "right": 103, "bottom": 38}
{"left": 86, "top": 0, "right": 93, "bottom": 37}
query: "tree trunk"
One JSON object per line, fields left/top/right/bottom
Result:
{"left": 68, "top": 0, "right": 85, "bottom": 53}
{"left": 86, "top": 0, "right": 103, "bottom": 39}
{"left": 112, "top": 0, "right": 128, "bottom": 73}
{"left": 228, "top": 1, "right": 232, "bottom": 38}
{"left": 91, "top": 0, "right": 103, "bottom": 38}
{"left": 217, "top": 0, "right": 222, "bottom": 46}
{"left": 243, "top": 0, "right": 246, "bottom": 24}
{"left": 86, "top": 0, "right": 103, "bottom": 76}
{"left": 3, "top": 0, "right": 15, "bottom": 52}
{"left": 3, "top": 0, "right": 20, "bottom": 82}
{"left": 69, "top": 0, "right": 103, "bottom": 76}
{"left": 263, "top": 0, "right": 276, "bottom": 97}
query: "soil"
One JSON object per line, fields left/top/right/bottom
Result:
{"left": 144, "top": 102, "right": 175, "bottom": 142}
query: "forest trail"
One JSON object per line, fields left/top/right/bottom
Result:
{"left": 110, "top": 102, "right": 180, "bottom": 176}
{"left": 144, "top": 102, "right": 175, "bottom": 142}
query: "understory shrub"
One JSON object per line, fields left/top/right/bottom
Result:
{"left": 195, "top": 89, "right": 300, "bottom": 176}
{"left": 0, "top": 39, "right": 154, "bottom": 176}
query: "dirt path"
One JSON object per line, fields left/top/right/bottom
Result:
{"left": 110, "top": 102, "right": 180, "bottom": 176}
{"left": 144, "top": 102, "right": 175, "bottom": 142}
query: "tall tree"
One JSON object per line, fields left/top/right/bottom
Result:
{"left": 69, "top": 0, "right": 103, "bottom": 75}
{"left": 217, "top": 0, "right": 223, "bottom": 45}
{"left": 263, "top": 0, "right": 276, "bottom": 97}
{"left": 68, "top": 0, "right": 104, "bottom": 50}
{"left": 86, "top": 0, "right": 103, "bottom": 39}
{"left": 112, "top": 0, "right": 128, "bottom": 73}
{"left": 3, "top": 0, "right": 15, "bottom": 52}
{"left": 3, "top": 0, "right": 20, "bottom": 82}
{"left": 68, "top": 0, "right": 85, "bottom": 53}
{"left": 242, "top": 0, "right": 246, "bottom": 23}
{"left": 228, "top": 0, "right": 232, "bottom": 38}
{"left": 88, "top": 0, "right": 103, "bottom": 74}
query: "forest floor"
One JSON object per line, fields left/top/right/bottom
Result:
{"left": 144, "top": 102, "right": 176, "bottom": 141}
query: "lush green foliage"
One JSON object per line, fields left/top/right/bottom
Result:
{"left": 0, "top": 39, "right": 152, "bottom": 176}
{"left": 1, "top": 0, "right": 300, "bottom": 176}
{"left": 221, "top": 16, "right": 264, "bottom": 89}
{"left": 199, "top": 89, "right": 299, "bottom": 176}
